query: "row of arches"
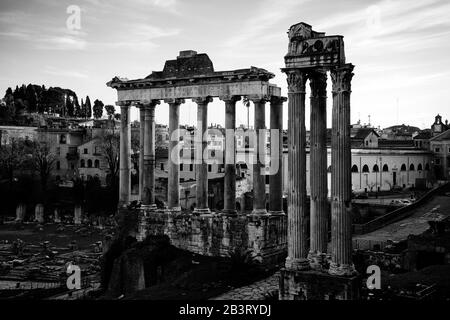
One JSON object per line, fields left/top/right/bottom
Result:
{"left": 351, "top": 163, "right": 429, "bottom": 173}
{"left": 80, "top": 159, "right": 100, "bottom": 168}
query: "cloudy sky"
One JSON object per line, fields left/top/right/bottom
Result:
{"left": 1, "top": 0, "right": 450, "bottom": 130}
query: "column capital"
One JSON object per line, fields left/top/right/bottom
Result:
{"left": 192, "top": 96, "right": 213, "bottom": 104}
{"left": 219, "top": 95, "right": 241, "bottom": 103}
{"left": 309, "top": 69, "right": 328, "bottom": 99}
{"left": 115, "top": 100, "right": 133, "bottom": 107}
{"left": 248, "top": 95, "right": 269, "bottom": 104}
{"left": 270, "top": 96, "right": 287, "bottom": 105}
{"left": 164, "top": 98, "right": 185, "bottom": 105}
{"left": 284, "top": 68, "right": 308, "bottom": 94}
{"left": 137, "top": 99, "right": 160, "bottom": 109}
{"left": 331, "top": 64, "right": 354, "bottom": 93}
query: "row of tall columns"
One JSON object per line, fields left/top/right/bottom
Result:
{"left": 283, "top": 64, "right": 355, "bottom": 276}
{"left": 118, "top": 95, "right": 285, "bottom": 217}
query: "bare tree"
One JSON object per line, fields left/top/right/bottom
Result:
{"left": 100, "top": 132, "right": 120, "bottom": 186}
{"left": 31, "top": 142, "right": 56, "bottom": 192}
{"left": 0, "top": 137, "right": 30, "bottom": 189}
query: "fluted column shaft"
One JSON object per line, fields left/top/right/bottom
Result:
{"left": 118, "top": 103, "right": 131, "bottom": 206}
{"left": 221, "top": 95, "right": 240, "bottom": 214}
{"left": 309, "top": 70, "right": 329, "bottom": 267}
{"left": 329, "top": 64, "right": 355, "bottom": 276}
{"left": 167, "top": 99, "right": 184, "bottom": 211}
{"left": 141, "top": 101, "right": 159, "bottom": 207}
{"left": 194, "top": 97, "right": 212, "bottom": 214}
{"left": 284, "top": 70, "right": 309, "bottom": 270}
{"left": 252, "top": 97, "right": 267, "bottom": 215}
{"left": 269, "top": 96, "right": 285, "bottom": 214}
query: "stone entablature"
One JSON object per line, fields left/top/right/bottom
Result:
{"left": 107, "top": 51, "right": 281, "bottom": 102}
{"left": 285, "top": 22, "right": 345, "bottom": 69}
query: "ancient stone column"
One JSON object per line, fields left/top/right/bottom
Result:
{"left": 74, "top": 205, "right": 83, "bottom": 225}
{"left": 269, "top": 96, "right": 286, "bottom": 215}
{"left": 15, "top": 203, "right": 26, "bottom": 222}
{"left": 54, "top": 208, "right": 61, "bottom": 223}
{"left": 329, "top": 64, "right": 356, "bottom": 276}
{"left": 35, "top": 204, "right": 45, "bottom": 223}
{"left": 284, "top": 69, "right": 309, "bottom": 270}
{"left": 141, "top": 100, "right": 159, "bottom": 208}
{"left": 118, "top": 101, "right": 131, "bottom": 207}
{"left": 193, "top": 96, "right": 213, "bottom": 214}
{"left": 251, "top": 97, "right": 268, "bottom": 215}
{"left": 139, "top": 106, "right": 145, "bottom": 200}
{"left": 166, "top": 98, "right": 184, "bottom": 211}
{"left": 308, "top": 69, "right": 329, "bottom": 269}
{"left": 221, "top": 95, "right": 241, "bottom": 215}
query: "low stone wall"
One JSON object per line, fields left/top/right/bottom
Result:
{"left": 136, "top": 210, "right": 287, "bottom": 266}
{"left": 353, "top": 183, "right": 450, "bottom": 235}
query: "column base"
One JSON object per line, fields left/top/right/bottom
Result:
{"left": 308, "top": 251, "right": 328, "bottom": 270}
{"left": 328, "top": 262, "right": 357, "bottom": 277}
{"left": 279, "top": 268, "right": 361, "bottom": 300}
{"left": 268, "top": 210, "right": 285, "bottom": 216}
{"left": 285, "top": 257, "right": 310, "bottom": 271}
{"left": 193, "top": 207, "right": 211, "bottom": 215}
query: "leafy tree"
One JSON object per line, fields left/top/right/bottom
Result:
{"left": 66, "top": 95, "right": 74, "bottom": 117}
{"left": 105, "top": 105, "right": 115, "bottom": 119}
{"left": 93, "top": 99, "right": 104, "bottom": 119}
{"left": 85, "top": 96, "right": 92, "bottom": 119}
{"left": 78, "top": 98, "right": 85, "bottom": 118}
{"left": 25, "top": 84, "right": 37, "bottom": 112}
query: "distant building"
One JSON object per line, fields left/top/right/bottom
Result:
{"left": 430, "top": 129, "right": 450, "bottom": 180}
{"left": 413, "top": 130, "right": 432, "bottom": 150}
{"left": 431, "top": 114, "right": 449, "bottom": 137}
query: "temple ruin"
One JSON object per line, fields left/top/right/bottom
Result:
{"left": 107, "top": 22, "right": 359, "bottom": 299}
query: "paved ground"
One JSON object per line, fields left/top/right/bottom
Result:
{"left": 353, "top": 194, "right": 450, "bottom": 249}
{"left": 211, "top": 272, "right": 279, "bottom": 300}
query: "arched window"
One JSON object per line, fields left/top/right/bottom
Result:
{"left": 351, "top": 165, "right": 358, "bottom": 173}
{"left": 401, "top": 164, "right": 407, "bottom": 171}
{"left": 373, "top": 164, "right": 379, "bottom": 172}
{"left": 80, "top": 159, "right": 85, "bottom": 168}
{"left": 382, "top": 164, "right": 389, "bottom": 172}
{"left": 409, "top": 163, "right": 415, "bottom": 171}
{"left": 94, "top": 159, "right": 100, "bottom": 168}
{"left": 87, "top": 159, "right": 93, "bottom": 168}
{"left": 425, "top": 163, "right": 430, "bottom": 171}
{"left": 327, "top": 165, "right": 332, "bottom": 173}
{"left": 362, "top": 165, "right": 369, "bottom": 173}
{"left": 418, "top": 163, "right": 423, "bottom": 171}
